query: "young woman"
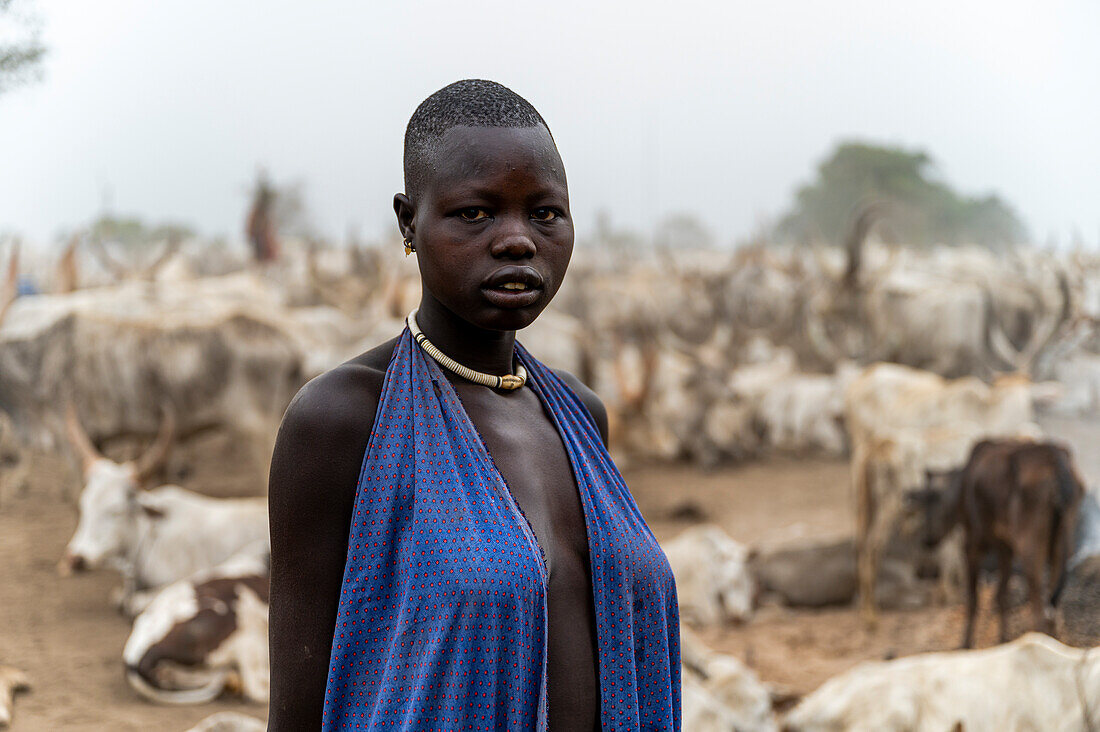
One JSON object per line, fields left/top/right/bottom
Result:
{"left": 268, "top": 79, "right": 680, "bottom": 731}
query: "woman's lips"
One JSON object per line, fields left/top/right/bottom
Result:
{"left": 481, "top": 284, "right": 542, "bottom": 308}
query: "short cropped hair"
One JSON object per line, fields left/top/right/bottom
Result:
{"left": 403, "top": 79, "right": 552, "bottom": 200}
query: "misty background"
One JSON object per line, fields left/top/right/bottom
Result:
{"left": 1, "top": 0, "right": 1098, "bottom": 248}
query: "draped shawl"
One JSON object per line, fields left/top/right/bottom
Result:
{"left": 322, "top": 327, "right": 680, "bottom": 730}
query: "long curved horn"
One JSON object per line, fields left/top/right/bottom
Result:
{"left": 125, "top": 667, "right": 229, "bottom": 706}
{"left": 133, "top": 403, "right": 176, "bottom": 485}
{"left": 56, "top": 234, "right": 80, "bottom": 293}
{"left": 841, "top": 198, "right": 895, "bottom": 290}
{"left": 138, "top": 234, "right": 183, "bottom": 281}
{"left": 64, "top": 402, "right": 101, "bottom": 473}
{"left": 984, "top": 269, "right": 1073, "bottom": 374}
{"left": 0, "top": 242, "right": 19, "bottom": 327}
{"left": 88, "top": 234, "right": 130, "bottom": 280}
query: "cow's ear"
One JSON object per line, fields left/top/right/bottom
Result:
{"left": 135, "top": 494, "right": 166, "bottom": 519}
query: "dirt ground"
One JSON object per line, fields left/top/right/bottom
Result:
{"left": 1, "top": 418, "right": 1094, "bottom": 730}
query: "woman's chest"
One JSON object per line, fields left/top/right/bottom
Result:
{"left": 459, "top": 385, "right": 591, "bottom": 575}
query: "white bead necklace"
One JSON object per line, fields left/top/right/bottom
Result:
{"left": 407, "top": 309, "right": 527, "bottom": 390}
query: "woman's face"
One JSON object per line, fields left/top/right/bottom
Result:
{"left": 397, "top": 124, "right": 573, "bottom": 332}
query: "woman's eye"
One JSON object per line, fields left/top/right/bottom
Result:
{"left": 532, "top": 208, "right": 558, "bottom": 221}
{"left": 458, "top": 208, "right": 489, "bottom": 221}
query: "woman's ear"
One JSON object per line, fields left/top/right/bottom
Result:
{"left": 393, "top": 193, "right": 416, "bottom": 242}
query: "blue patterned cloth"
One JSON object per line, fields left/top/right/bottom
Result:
{"left": 323, "top": 328, "right": 681, "bottom": 731}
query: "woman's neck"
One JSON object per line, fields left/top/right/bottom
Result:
{"left": 413, "top": 294, "right": 518, "bottom": 376}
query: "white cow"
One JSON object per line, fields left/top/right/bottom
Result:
{"left": 61, "top": 406, "right": 268, "bottom": 613}
{"left": 184, "top": 713, "right": 266, "bottom": 732}
{"left": 782, "top": 633, "right": 1100, "bottom": 731}
{"left": 664, "top": 525, "right": 755, "bottom": 626}
{"left": 681, "top": 625, "right": 778, "bottom": 732}
{"left": 0, "top": 665, "right": 29, "bottom": 729}
{"left": 125, "top": 547, "right": 270, "bottom": 705}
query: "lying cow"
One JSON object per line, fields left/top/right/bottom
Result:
{"left": 782, "top": 633, "right": 1100, "bottom": 731}
{"left": 749, "top": 537, "right": 931, "bottom": 610}
{"left": 61, "top": 405, "right": 268, "bottom": 613}
{"left": 124, "top": 548, "right": 269, "bottom": 705}
{"left": 663, "top": 525, "right": 755, "bottom": 626}
{"left": 681, "top": 625, "right": 778, "bottom": 732}
{"left": 0, "top": 665, "right": 29, "bottom": 729}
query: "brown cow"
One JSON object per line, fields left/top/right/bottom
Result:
{"left": 955, "top": 439, "right": 1085, "bottom": 648}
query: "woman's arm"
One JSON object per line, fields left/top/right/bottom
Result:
{"left": 267, "top": 364, "right": 382, "bottom": 730}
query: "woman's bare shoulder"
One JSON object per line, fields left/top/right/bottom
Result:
{"left": 282, "top": 338, "right": 398, "bottom": 437}
{"left": 550, "top": 368, "right": 610, "bottom": 448}
{"left": 269, "top": 337, "right": 399, "bottom": 515}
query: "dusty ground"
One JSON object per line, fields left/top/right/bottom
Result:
{"left": 1, "top": 416, "right": 1095, "bottom": 729}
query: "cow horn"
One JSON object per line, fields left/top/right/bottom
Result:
{"left": 841, "top": 199, "right": 887, "bottom": 290}
{"left": 56, "top": 234, "right": 81, "bottom": 294}
{"left": 0, "top": 240, "right": 19, "bottom": 327}
{"left": 88, "top": 233, "right": 130, "bottom": 280}
{"left": 984, "top": 268, "right": 1073, "bottom": 375}
{"left": 125, "top": 667, "right": 229, "bottom": 706}
{"left": 137, "top": 233, "right": 183, "bottom": 281}
{"left": 64, "top": 402, "right": 101, "bottom": 473}
{"left": 133, "top": 403, "right": 176, "bottom": 485}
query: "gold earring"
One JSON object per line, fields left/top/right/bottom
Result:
{"left": 404, "top": 237, "right": 415, "bottom": 256}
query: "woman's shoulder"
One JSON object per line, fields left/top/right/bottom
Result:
{"left": 269, "top": 337, "right": 400, "bottom": 515}
{"left": 280, "top": 337, "right": 399, "bottom": 441}
{"left": 549, "top": 368, "right": 610, "bottom": 447}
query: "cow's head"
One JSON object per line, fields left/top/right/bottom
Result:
{"left": 905, "top": 467, "right": 963, "bottom": 549}
{"left": 59, "top": 403, "right": 174, "bottom": 575}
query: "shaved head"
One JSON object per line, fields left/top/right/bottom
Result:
{"left": 403, "top": 79, "right": 553, "bottom": 200}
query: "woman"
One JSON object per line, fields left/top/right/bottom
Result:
{"left": 268, "top": 79, "right": 680, "bottom": 731}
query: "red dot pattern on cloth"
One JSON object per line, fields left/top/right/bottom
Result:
{"left": 322, "top": 330, "right": 681, "bottom": 731}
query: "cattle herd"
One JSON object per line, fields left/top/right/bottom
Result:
{"left": 3, "top": 228, "right": 1100, "bottom": 730}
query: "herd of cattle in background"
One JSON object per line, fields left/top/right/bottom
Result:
{"left": 3, "top": 216, "right": 1100, "bottom": 729}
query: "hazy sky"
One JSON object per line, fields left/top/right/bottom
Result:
{"left": 2, "top": 0, "right": 1098, "bottom": 247}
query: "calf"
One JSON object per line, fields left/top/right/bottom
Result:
{"left": 782, "top": 633, "right": 1100, "bottom": 731}
{"left": 124, "top": 549, "right": 270, "bottom": 705}
{"left": 956, "top": 439, "right": 1084, "bottom": 648}
{"left": 60, "top": 405, "right": 268, "bottom": 613}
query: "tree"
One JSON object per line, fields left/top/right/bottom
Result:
{"left": 776, "top": 142, "right": 1028, "bottom": 249}
{"left": 0, "top": 0, "right": 46, "bottom": 96}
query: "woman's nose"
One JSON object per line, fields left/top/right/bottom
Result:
{"left": 490, "top": 220, "right": 537, "bottom": 259}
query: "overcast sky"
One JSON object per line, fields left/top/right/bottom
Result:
{"left": 1, "top": 0, "right": 1098, "bottom": 248}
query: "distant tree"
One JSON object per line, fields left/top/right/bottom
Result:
{"left": 0, "top": 0, "right": 46, "bottom": 96}
{"left": 776, "top": 142, "right": 1028, "bottom": 249}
